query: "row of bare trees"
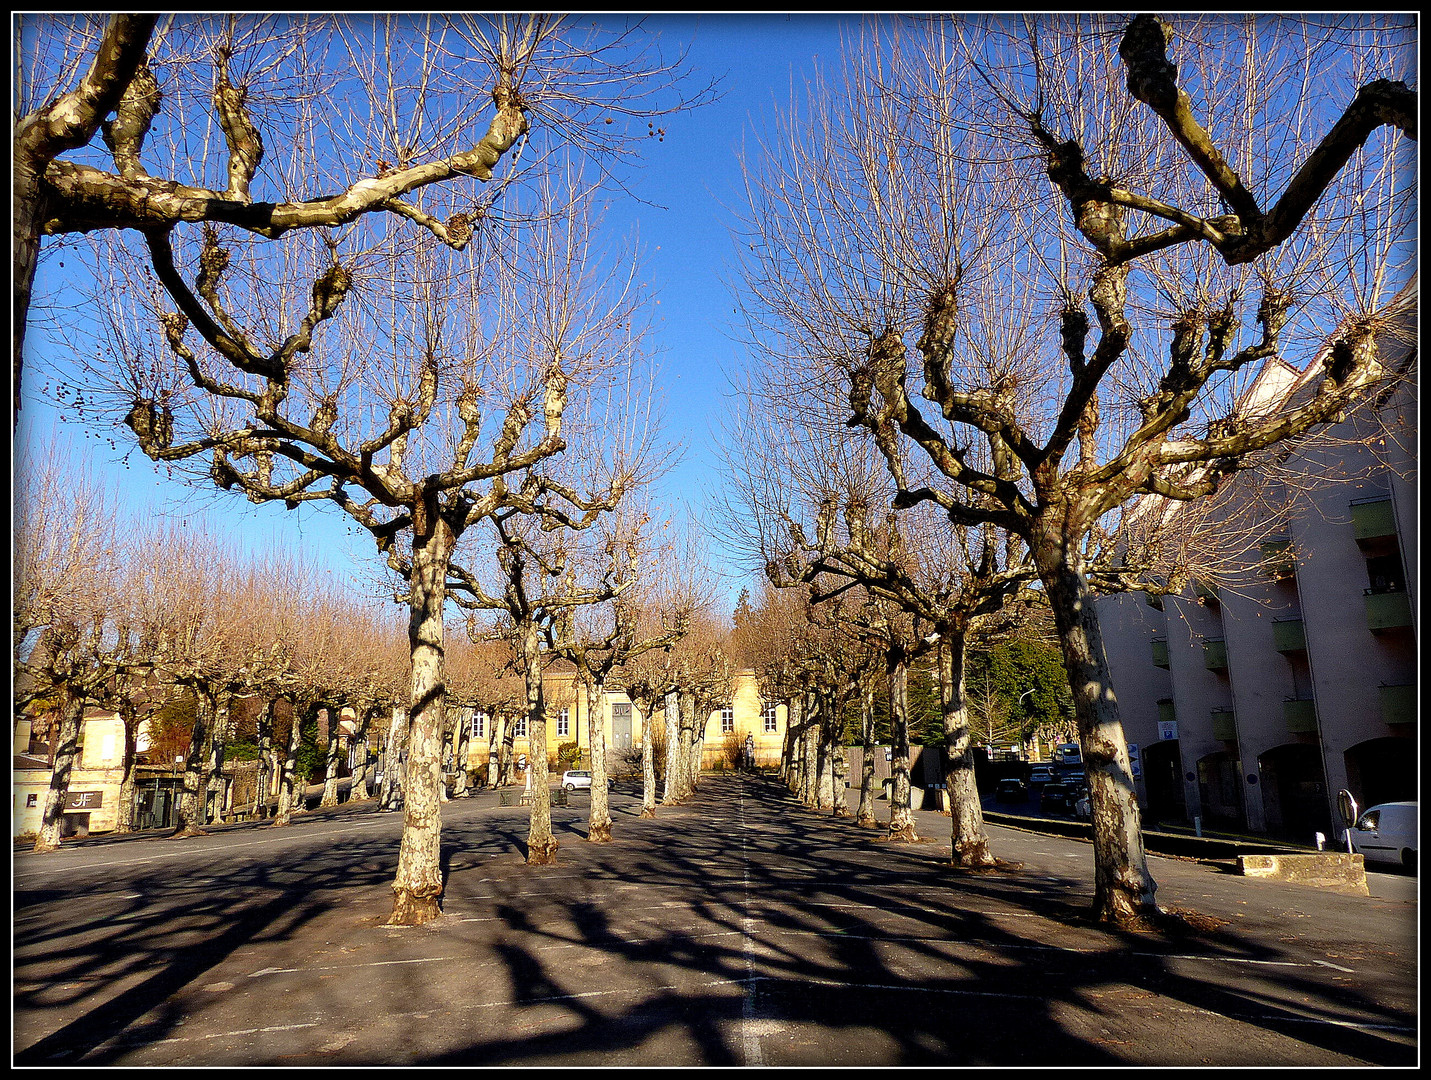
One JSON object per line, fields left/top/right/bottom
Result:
{"left": 725, "top": 14, "right": 1415, "bottom": 926}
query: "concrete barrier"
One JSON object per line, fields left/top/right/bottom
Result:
{"left": 1236, "top": 853, "right": 1368, "bottom": 895}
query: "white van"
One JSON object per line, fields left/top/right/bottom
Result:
{"left": 1345, "top": 801, "right": 1417, "bottom": 871}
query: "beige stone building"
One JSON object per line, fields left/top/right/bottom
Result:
{"left": 12, "top": 711, "right": 130, "bottom": 838}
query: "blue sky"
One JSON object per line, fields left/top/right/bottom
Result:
{"left": 16, "top": 13, "right": 861, "bottom": 614}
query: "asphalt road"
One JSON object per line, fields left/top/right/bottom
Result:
{"left": 13, "top": 774, "right": 1418, "bottom": 1066}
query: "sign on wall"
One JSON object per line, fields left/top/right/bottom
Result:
{"left": 64, "top": 791, "right": 103, "bottom": 809}
{"left": 1158, "top": 720, "right": 1178, "bottom": 742}
{"left": 1127, "top": 743, "right": 1142, "bottom": 780}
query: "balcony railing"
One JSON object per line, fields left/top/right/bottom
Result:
{"left": 1378, "top": 684, "right": 1415, "bottom": 726}
{"left": 1272, "top": 617, "right": 1306, "bottom": 653}
{"left": 1151, "top": 639, "right": 1170, "bottom": 668}
{"left": 1350, "top": 496, "right": 1396, "bottom": 542}
{"left": 1259, "top": 538, "right": 1296, "bottom": 581}
{"left": 1365, "top": 588, "right": 1413, "bottom": 632}
{"left": 1283, "top": 698, "right": 1318, "bottom": 734}
{"left": 1203, "top": 639, "right": 1228, "bottom": 671}
{"left": 1211, "top": 708, "right": 1237, "bottom": 741}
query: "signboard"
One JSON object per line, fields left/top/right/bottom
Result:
{"left": 1158, "top": 720, "right": 1178, "bottom": 742}
{"left": 64, "top": 791, "right": 103, "bottom": 810}
{"left": 1127, "top": 743, "right": 1142, "bottom": 781}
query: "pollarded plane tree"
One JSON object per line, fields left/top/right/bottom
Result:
{"left": 739, "top": 14, "right": 1415, "bottom": 924}
{"left": 14, "top": 13, "right": 712, "bottom": 424}
{"left": 543, "top": 506, "right": 692, "bottom": 843}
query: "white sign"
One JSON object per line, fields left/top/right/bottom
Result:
{"left": 1158, "top": 720, "right": 1178, "bottom": 742}
{"left": 1127, "top": 742, "right": 1142, "bottom": 780}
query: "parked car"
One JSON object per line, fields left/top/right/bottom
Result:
{"left": 1055, "top": 767, "right": 1086, "bottom": 788}
{"left": 561, "top": 770, "right": 606, "bottom": 792}
{"left": 1040, "top": 782, "right": 1075, "bottom": 816}
{"left": 1345, "top": 801, "right": 1417, "bottom": 871}
{"left": 1028, "top": 766, "right": 1054, "bottom": 789}
{"left": 994, "top": 778, "right": 1028, "bottom": 802}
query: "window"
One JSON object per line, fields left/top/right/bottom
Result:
{"left": 514, "top": 715, "right": 528, "bottom": 738}
{"left": 762, "top": 703, "right": 778, "bottom": 733}
{"left": 473, "top": 712, "right": 485, "bottom": 740}
{"left": 721, "top": 706, "right": 734, "bottom": 735}
{"left": 557, "top": 708, "right": 570, "bottom": 739}
{"left": 26, "top": 793, "right": 38, "bottom": 808}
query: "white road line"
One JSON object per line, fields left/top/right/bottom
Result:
{"left": 249, "top": 956, "right": 454, "bottom": 978}
{"left": 740, "top": 779, "right": 764, "bottom": 1067}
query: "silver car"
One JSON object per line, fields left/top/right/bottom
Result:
{"left": 562, "top": 770, "right": 597, "bottom": 792}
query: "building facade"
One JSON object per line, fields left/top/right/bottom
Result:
{"left": 12, "top": 711, "right": 130, "bottom": 838}
{"left": 455, "top": 668, "right": 788, "bottom": 776}
{"left": 1096, "top": 301, "right": 1417, "bottom": 841}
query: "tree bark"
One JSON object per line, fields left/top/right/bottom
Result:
{"left": 320, "top": 706, "right": 344, "bottom": 808}
{"left": 390, "top": 528, "right": 450, "bottom": 924}
{"left": 32, "top": 692, "right": 84, "bottom": 852}
{"left": 114, "top": 701, "right": 141, "bottom": 833}
{"left": 856, "top": 678, "right": 879, "bottom": 828}
{"left": 452, "top": 707, "right": 472, "bottom": 797}
{"left": 586, "top": 678, "right": 613, "bottom": 842}
{"left": 252, "top": 697, "right": 274, "bottom": 818}
{"left": 487, "top": 711, "right": 501, "bottom": 788}
{"left": 886, "top": 648, "right": 917, "bottom": 842}
{"left": 520, "top": 620, "right": 558, "bottom": 865}
{"left": 173, "top": 684, "right": 213, "bottom": 837}
{"left": 273, "top": 698, "right": 307, "bottom": 826}
{"left": 378, "top": 705, "right": 406, "bottom": 811}
{"left": 206, "top": 691, "right": 231, "bottom": 823}
{"left": 939, "top": 630, "right": 995, "bottom": 868}
{"left": 1033, "top": 525, "right": 1157, "bottom": 923}
{"left": 680, "top": 689, "right": 700, "bottom": 797}
{"left": 661, "top": 691, "right": 682, "bottom": 805}
{"left": 640, "top": 703, "right": 657, "bottom": 818}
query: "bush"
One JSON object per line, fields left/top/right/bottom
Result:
{"left": 556, "top": 740, "right": 580, "bottom": 768}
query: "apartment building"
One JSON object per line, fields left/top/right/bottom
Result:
{"left": 1097, "top": 296, "right": 1417, "bottom": 841}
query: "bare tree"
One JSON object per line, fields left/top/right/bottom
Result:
{"left": 736, "top": 14, "right": 1414, "bottom": 924}
{"left": 14, "top": 13, "right": 713, "bottom": 423}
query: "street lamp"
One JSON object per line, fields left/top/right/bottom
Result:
{"left": 172, "top": 755, "right": 184, "bottom": 829}
{"left": 1017, "top": 689, "right": 1034, "bottom": 760}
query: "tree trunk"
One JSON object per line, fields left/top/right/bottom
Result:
{"left": 784, "top": 694, "right": 805, "bottom": 798}
{"left": 32, "top": 691, "right": 84, "bottom": 852}
{"left": 680, "top": 689, "right": 700, "bottom": 797}
{"left": 487, "top": 711, "right": 501, "bottom": 788}
{"left": 253, "top": 698, "right": 274, "bottom": 818}
{"left": 500, "top": 713, "right": 516, "bottom": 786}
{"left": 1034, "top": 531, "right": 1157, "bottom": 924}
{"left": 520, "top": 620, "right": 558, "bottom": 865}
{"left": 390, "top": 527, "right": 451, "bottom": 925}
{"left": 640, "top": 702, "right": 657, "bottom": 818}
{"left": 273, "top": 699, "right": 307, "bottom": 826}
{"left": 453, "top": 707, "right": 472, "bottom": 797}
{"left": 661, "top": 691, "right": 682, "bottom": 805}
{"left": 939, "top": 630, "right": 995, "bottom": 868}
{"left": 114, "top": 702, "right": 141, "bottom": 834}
{"left": 829, "top": 690, "right": 850, "bottom": 817}
{"left": 856, "top": 677, "right": 878, "bottom": 828}
{"left": 378, "top": 706, "right": 406, "bottom": 811}
{"left": 801, "top": 690, "right": 820, "bottom": 807}
{"left": 587, "top": 678, "right": 613, "bottom": 842}
{"left": 887, "top": 648, "right": 917, "bottom": 842}
{"left": 206, "top": 691, "right": 231, "bottom": 823}
{"left": 320, "top": 706, "right": 344, "bottom": 808}
{"left": 173, "top": 684, "right": 213, "bottom": 837}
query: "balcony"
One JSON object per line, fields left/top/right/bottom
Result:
{"left": 1350, "top": 496, "right": 1396, "bottom": 542}
{"left": 1193, "top": 580, "right": 1220, "bottom": 606}
{"left": 1272, "top": 617, "right": 1306, "bottom": 653}
{"left": 1211, "top": 708, "right": 1237, "bottom": 741}
{"left": 1379, "top": 684, "right": 1415, "bottom": 726}
{"left": 1151, "top": 639, "right": 1170, "bottom": 668}
{"left": 1157, "top": 699, "right": 1176, "bottom": 725}
{"left": 1203, "top": 639, "right": 1228, "bottom": 671}
{"left": 1283, "top": 698, "right": 1318, "bottom": 734}
{"left": 1365, "top": 588, "right": 1413, "bottom": 632}
{"left": 1259, "top": 538, "right": 1296, "bottom": 581}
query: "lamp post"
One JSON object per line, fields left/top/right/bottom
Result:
{"left": 1017, "top": 688, "right": 1034, "bottom": 760}
{"left": 171, "top": 754, "right": 184, "bottom": 829}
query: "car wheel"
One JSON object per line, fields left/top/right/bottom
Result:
{"left": 564, "top": 784, "right": 575, "bottom": 792}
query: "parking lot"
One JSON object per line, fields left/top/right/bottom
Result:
{"left": 14, "top": 774, "right": 1417, "bottom": 1065}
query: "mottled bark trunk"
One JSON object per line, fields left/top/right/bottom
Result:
{"left": 640, "top": 704, "right": 657, "bottom": 818}
{"left": 520, "top": 620, "right": 558, "bottom": 865}
{"left": 680, "top": 690, "right": 700, "bottom": 797}
{"left": 114, "top": 704, "right": 141, "bottom": 833}
{"left": 1035, "top": 530, "right": 1157, "bottom": 923}
{"left": 487, "top": 711, "right": 501, "bottom": 788}
{"left": 784, "top": 694, "right": 805, "bottom": 798}
{"left": 587, "top": 678, "right": 613, "bottom": 842}
{"left": 801, "top": 691, "right": 820, "bottom": 807}
{"left": 205, "top": 692, "right": 231, "bottom": 824}
{"left": 174, "top": 685, "right": 214, "bottom": 837}
{"left": 273, "top": 699, "right": 307, "bottom": 826}
{"left": 452, "top": 707, "right": 472, "bottom": 796}
{"left": 378, "top": 706, "right": 406, "bottom": 811}
{"left": 320, "top": 706, "right": 344, "bottom": 808}
{"left": 829, "top": 690, "right": 850, "bottom": 817}
{"left": 856, "top": 678, "right": 878, "bottom": 828}
{"left": 33, "top": 692, "right": 84, "bottom": 852}
{"left": 252, "top": 698, "right": 274, "bottom": 817}
{"left": 13, "top": 163, "right": 44, "bottom": 428}
{"left": 939, "top": 630, "right": 995, "bottom": 867}
{"left": 661, "top": 691, "right": 682, "bottom": 805}
{"left": 887, "top": 649, "right": 917, "bottom": 842}
{"left": 390, "top": 527, "right": 451, "bottom": 925}
{"left": 500, "top": 715, "right": 516, "bottom": 786}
